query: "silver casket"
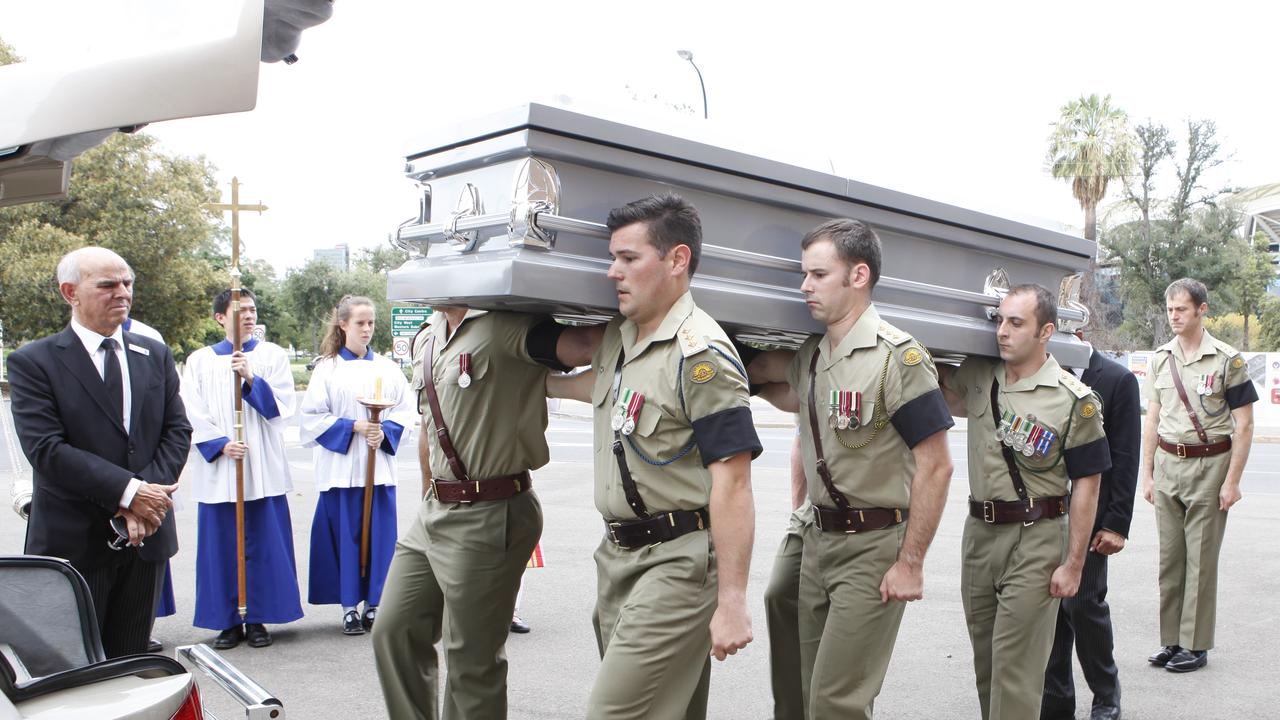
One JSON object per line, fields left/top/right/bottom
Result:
{"left": 388, "top": 103, "right": 1092, "bottom": 366}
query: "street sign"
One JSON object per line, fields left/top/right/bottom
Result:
{"left": 392, "top": 337, "right": 411, "bottom": 360}
{"left": 391, "top": 307, "right": 432, "bottom": 337}
{"left": 252, "top": 324, "right": 266, "bottom": 342}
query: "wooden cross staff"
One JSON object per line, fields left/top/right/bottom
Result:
{"left": 203, "top": 177, "right": 267, "bottom": 620}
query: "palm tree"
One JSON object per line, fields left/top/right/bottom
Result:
{"left": 1047, "top": 94, "right": 1132, "bottom": 241}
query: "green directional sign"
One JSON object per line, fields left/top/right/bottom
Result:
{"left": 391, "top": 307, "right": 433, "bottom": 337}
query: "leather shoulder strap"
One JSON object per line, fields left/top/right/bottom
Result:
{"left": 422, "top": 335, "right": 471, "bottom": 482}
{"left": 1166, "top": 357, "right": 1209, "bottom": 443}
{"left": 807, "top": 348, "right": 850, "bottom": 511}
{"left": 989, "top": 378, "right": 1030, "bottom": 502}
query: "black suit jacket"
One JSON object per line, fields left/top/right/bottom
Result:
{"left": 8, "top": 326, "right": 191, "bottom": 566}
{"left": 1080, "top": 350, "right": 1140, "bottom": 538}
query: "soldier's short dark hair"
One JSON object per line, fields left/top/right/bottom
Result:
{"left": 1165, "top": 278, "right": 1208, "bottom": 307}
{"left": 606, "top": 193, "right": 702, "bottom": 277}
{"left": 1007, "top": 283, "right": 1057, "bottom": 330}
{"left": 801, "top": 218, "right": 882, "bottom": 288}
{"left": 214, "top": 288, "right": 257, "bottom": 316}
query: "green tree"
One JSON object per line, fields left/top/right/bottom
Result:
{"left": 282, "top": 261, "right": 393, "bottom": 354}
{"left": 355, "top": 244, "right": 410, "bottom": 275}
{"left": 1221, "top": 232, "right": 1278, "bottom": 350}
{"left": 0, "top": 133, "right": 223, "bottom": 356}
{"left": 1, "top": 36, "right": 21, "bottom": 65}
{"left": 1257, "top": 296, "right": 1280, "bottom": 352}
{"left": 1047, "top": 94, "right": 1132, "bottom": 242}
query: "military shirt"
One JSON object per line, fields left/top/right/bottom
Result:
{"left": 1145, "top": 330, "right": 1258, "bottom": 443}
{"left": 590, "top": 292, "right": 763, "bottom": 520}
{"left": 411, "top": 310, "right": 555, "bottom": 481}
{"left": 785, "top": 305, "right": 953, "bottom": 509}
{"left": 952, "top": 355, "right": 1110, "bottom": 501}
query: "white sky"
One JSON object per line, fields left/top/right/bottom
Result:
{"left": 2, "top": 0, "right": 1277, "bottom": 274}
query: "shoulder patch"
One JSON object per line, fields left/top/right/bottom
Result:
{"left": 677, "top": 324, "right": 709, "bottom": 358}
{"left": 1079, "top": 401, "right": 1098, "bottom": 419}
{"left": 876, "top": 321, "right": 911, "bottom": 346}
{"left": 689, "top": 360, "right": 717, "bottom": 384}
{"left": 901, "top": 347, "right": 924, "bottom": 366}
{"left": 1231, "top": 355, "right": 1244, "bottom": 370}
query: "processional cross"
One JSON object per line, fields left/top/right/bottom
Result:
{"left": 202, "top": 177, "right": 267, "bottom": 620}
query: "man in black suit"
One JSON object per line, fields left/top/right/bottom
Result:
{"left": 1041, "top": 340, "right": 1139, "bottom": 720}
{"left": 8, "top": 246, "right": 191, "bottom": 658}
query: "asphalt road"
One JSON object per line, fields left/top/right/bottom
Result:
{"left": 2, "top": 404, "right": 1278, "bottom": 719}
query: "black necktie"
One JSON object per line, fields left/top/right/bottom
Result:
{"left": 101, "top": 338, "right": 124, "bottom": 424}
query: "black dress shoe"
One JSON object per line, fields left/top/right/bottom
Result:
{"left": 146, "top": 637, "right": 164, "bottom": 653}
{"left": 1090, "top": 705, "right": 1121, "bottom": 720}
{"left": 245, "top": 623, "right": 272, "bottom": 648}
{"left": 509, "top": 615, "right": 530, "bottom": 634}
{"left": 213, "top": 625, "right": 245, "bottom": 650}
{"left": 362, "top": 605, "right": 377, "bottom": 631}
{"left": 1165, "top": 649, "right": 1207, "bottom": 673}
{"left": 343, "top": 610, "right": 365, "bottom": 636}
{"left": 1148, "top": 645, "right": 1181, "bottom": 666}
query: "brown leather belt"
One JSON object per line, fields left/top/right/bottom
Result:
{"left": 1158, "top": 437, "right": 1232, "bottom": 459}
{"left": 605, "top": 508, "right": 709, "bottom": 550}
{"left": 814, "top": 506, "right": 908, "bottom": 534}
{"left": 968, "top": 496, "right": 1067, "bottom": 524}
{"left": 432, "top": 472, "right": 531, "bottom": 504}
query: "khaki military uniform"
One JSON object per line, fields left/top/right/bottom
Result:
{"left": 587, "top": 292, "right": 761, "bottom": 720}
{"left": 785, "top": 306, "right": 953, "bottom": 720}
{"left": 373, "top": 310, "right": 552, "bottom": 720}
{"left": 951, "top": 355, "right": 1110, "bottom": 720}
{"left": 1145, "top": 331, "right": 1257, "bottom": 651}
{"left": 763, "top": 498, "right": 812, "bottom": 720}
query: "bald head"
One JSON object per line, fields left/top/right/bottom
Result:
{"left": 57, "top": 247, "right": 131, "bottom": 286}
{"left": 57, "top": 247, "right": 134, "bottom": 335}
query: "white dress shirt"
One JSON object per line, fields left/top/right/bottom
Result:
{"left": 69, "top": 318, "right": 141, "bottom": 508}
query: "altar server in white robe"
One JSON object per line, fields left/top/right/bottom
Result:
{"left": 181, "top": 289, "right": 304, "bottom": 650}
{"left": 300, "top": 295, "right": 413, "bottom": 635}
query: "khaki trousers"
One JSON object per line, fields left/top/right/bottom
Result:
{"left": 962, "top": 515, "right": 1067, "bottom": 720}
{"left": 372, "top": 490, "right": 542, "bottom": 720}
{"left": 764, "top": 529, "right": 805, "bottom": 720}
{"left": 1154, "top": 449, "right": 1231, "bottom": 650}
{"left": 588, "top": 529, "right": 716, "bottom": 720}
{"left": 798, "top": 523, "right": 906, "bottom": 720}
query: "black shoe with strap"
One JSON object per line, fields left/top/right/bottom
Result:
{"left": 362, "top": 605, "right": 377, "bottom": 631}
{"left": 343, "top": 610, "right": 365, "bottom": 635}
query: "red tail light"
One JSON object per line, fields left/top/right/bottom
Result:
{"left": 170, "top": 680, "right": 204, "bottom": 720}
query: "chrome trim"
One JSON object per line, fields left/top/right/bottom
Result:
{"left": 507, "top": 158, "right": 561, "bottom": 249}
{"left": 444, "top": 184, "right": 484, "bottom": 252}
{"left": 177, "top": 644, "right": 284, "bottom": 719}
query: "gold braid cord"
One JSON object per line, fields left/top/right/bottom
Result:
{"left": 834, "top": 349, "right": 892, "bottom": 450}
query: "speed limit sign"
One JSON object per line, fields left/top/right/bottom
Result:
{"left": 393, "top": 338, "right": 411, "bottom": 359}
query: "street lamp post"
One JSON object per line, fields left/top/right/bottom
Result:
{"left": 676, "top": 50, "right": 708, "bottom": 119}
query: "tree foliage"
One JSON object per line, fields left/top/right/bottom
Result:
{"left": 1047, "top": 94, "right": 1132, "bottom": 241}
{"left": 0, "top": 133, "right": 223, "bottom": 356}
{"left": 1100, "top": 120, "right": 1272, "bottom": 349}
{"left": 282, "top": 260, "right": 393, "bottom": 354}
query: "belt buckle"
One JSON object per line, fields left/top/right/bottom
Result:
{"left": 982, "top": 500, "right": 996, "bottom": 524}
{"left": 845, "top": 509, "right": 864, "bottom": 535}
{"left": 1177, "top": 443, "right": 1187, "bottom": 459}
{"left": 607, "top": 522, "right": 622, "bottom": 545}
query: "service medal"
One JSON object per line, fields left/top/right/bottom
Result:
{"left": 619, "top": 389, "right": 645, "bottom": 436}
{"left": 621, "top": 417, "right": 636, "bottom": 436}
{"left": 828, "top": 391, "right": 840, "bottom": 429}
{"left": 849, "top": 392, "right": 862, "bottom": 428}
{"left": 1022, "top": 426, "right": 1040, "bottom": 457}
{"left": 458, "top": 353, "right": 472, "bottom": 389}
{"left": 611, "top": 411, "right": 626, "bottom": 432}
{"left": 837, "top": 414, "right": 850, "bottom": 430}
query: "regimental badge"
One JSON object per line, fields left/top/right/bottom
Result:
{"left": 689, "top": 361, "right": 716, "bottom": 384}
{"left": 1080, "top": 402, "right": 1097, "bottom": 419}
{"left": 1231, "top": 356, "right": 1244, "bottom": 369}
{"left": 902, "top": 347, "right": 923, "bottom": 366}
